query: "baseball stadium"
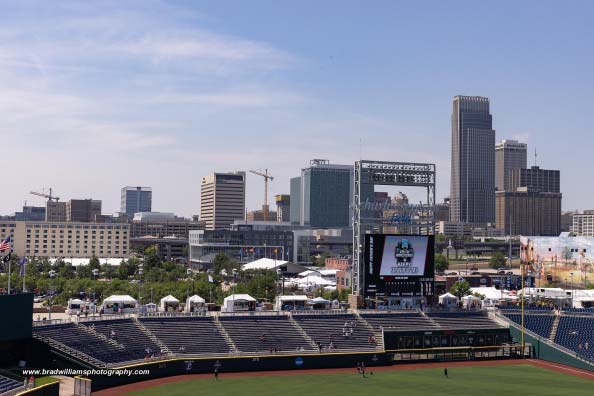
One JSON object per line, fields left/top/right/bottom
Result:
{"left": 1, "top": 232, "right": 594, "bottom": 396}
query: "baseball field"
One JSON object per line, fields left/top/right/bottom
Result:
{"left": 96, "top": 360, "right": 594, "bottom": 396}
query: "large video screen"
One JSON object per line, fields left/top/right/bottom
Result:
{"left": 364, "top": 234, "right": 434, "bottom": 298}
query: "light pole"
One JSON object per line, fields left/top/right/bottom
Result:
{"left": 276, "top": 268, "right": 284, "bottom": 296}
{"left": 465, "top": 257, "right": 469, "bottom": 275}
{"left": 569, "top": 272, "right": 574, "bottom": 308}
{"left": 48, "top": 270, "right": 57, "bottom": 322}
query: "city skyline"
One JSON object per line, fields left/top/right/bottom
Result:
{"left": 1, "top": 1, "right": 593, "bottom": 216}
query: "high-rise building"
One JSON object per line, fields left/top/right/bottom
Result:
{"left": 46, "top": 201, "right": 66, "bottom": 222}
{"left": 121, "top": 186, "right": 152, "bottom": 219}
{"left": 510, "top": 166, "right": 560, "bottom": 193}
{"left": 200, "top": 171, "right": 246, "bottom": 230}
{"left": 289, "top": 177, "right": 301, "bottom": 224}
{"left": 291, "top": 159, "right": 353, "bottom": 228}
{"left": 496, "top": 189, "right": 562, "bottom": 236}
{"left": 275, "top": 194, "right": 290, "bottom": 222}
{"left": 66, "top": 199, "right": 102, "bottom": 223}
{"left": 450, "top": 96, "right": 496, "bottom": 224}
{"left": 495, "top": 139, "right": 527, "bottom": 191}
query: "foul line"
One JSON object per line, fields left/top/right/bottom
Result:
{"left": 527, "top": 359, "right": 594, "bottom": 379}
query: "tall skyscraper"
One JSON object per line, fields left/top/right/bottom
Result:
{"left": 450, "top": 95, "right": 496, "bottom": 224}
{"left": 290, "top": 159, "right": 358, "bottom": 228}
{"left": 495, "top": 139, "right": 527, "bottom": 191}
{"left": 121, "top": 186, "right": 152, "bottom": 219}
{"left": 200, "top": 171, "right": 246, "bottom": 230}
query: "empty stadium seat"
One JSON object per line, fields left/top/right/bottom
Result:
{"left": 219, "top": 316, "right": 314, "bottom": 353}
{"left": 293, "top": 314, "right": 377, "bottom": 351}
{"left": 0, "top": 374, "right": 22, "bottom": 394}
{"left": 555, "top": 316, "right": 594, "bottom": 362}
{"left": 502, "top": 312, "right": 554, "bottom": 339}
{"left": 140, "top": 317, "right": 231, "bottom": 355}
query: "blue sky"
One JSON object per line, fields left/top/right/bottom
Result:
{"left": 0, "top": 0, "right": 592, "bottom": 216}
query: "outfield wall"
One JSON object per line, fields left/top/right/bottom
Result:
{"left": 90, "top": 352, "right": 390, "bottom": 390}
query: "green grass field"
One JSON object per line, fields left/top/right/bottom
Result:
{"left": 124, "top": 364, "right": 593, "bottom": 396}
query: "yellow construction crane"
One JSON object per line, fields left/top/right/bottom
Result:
{"left": 249, "top": 169, "right": 274, "bottom": 221}
{"left": 30, "top": 188, "right": 60, "bottom": 202}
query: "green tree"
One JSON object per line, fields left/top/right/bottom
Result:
{"left": 489, "top": 251, "right": 507, "bottom": 269}
{"left": 213, "top": 253, "right": 238, "bottom": 275}
{"left": 89, "top": 256, "right": 101, "bottom": 271}
{"left": 434, "top": 254, "right": 449, "bottom": 273}
{"left": 450, "top": 279, "right": 471, "bottom": 300}
{"left": 144, "top": 246, "right": 162, "bottom": 270}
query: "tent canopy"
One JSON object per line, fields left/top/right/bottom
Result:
{"left": 310, "top": 297, "right": 331, "bottom": 304}
{"left": 277, "top": 295, "right": 309, "bottom": 302}
{"left": 223, "top": 294, "right": 256, "bottom": 303}
{"left": 295, "top": 275, "right": 334, "bottom": 286}
{"left": 242, "top": 258, "right": 289, "bottom": 271}
{"left": 103, "top": 295, "right": 137, "bottom": 303}
{"left": 160, "top": 295, "right": 180, "bottom": 303}
{"left": 186, "top": 295, "right": 205, "bottom": 304}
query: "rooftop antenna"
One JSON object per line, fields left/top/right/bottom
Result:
{"left": 534, "top": 148, "right": 538, "bottom": 167}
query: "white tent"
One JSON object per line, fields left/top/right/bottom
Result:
{"left": 298, "top": 269, "right": 321, "bottom": 277}
{"left": 242, "top": 258, "right": 288, "bottom": 271}
{"left": 438, "top": 292, "right": 459, "bottom": 307}
{"left": 222, "top": 294, "right": 256, "bottom": 312}
{"left": 308, "top": 297, "right": 332, "bottom": 309}
{"left": 160, "top": 295, "right": 180, "bottom": 312}
{"left": 185, "top": 295, "right": 206, "bottom": 312}
{"left": 101, "top": 295, "right": 138, "bottom": 314}
{"left": 295, "top": 275, "right": 334, "bottom": 286}
{"left": 275, "top": 295, "right": 309, "bottom": 310}
{"left": 462, "top": 294, "right": 482, "bottom": 308}
{"left": 50, "top": 257, "right": 124, "bottom": 267}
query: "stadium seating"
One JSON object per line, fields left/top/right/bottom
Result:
{"left": 293, "top": 314, "right": 377, "bottom": 351}
{"left": 83, "top": 319, "right": 161, "bottom": 362}
{"left": 427, "top": 312, "right": 501, "bottom": 329}
{"left": 33, "top": 323, "right": 132, "bottom": 364}
{"left": 140, "top": 317, "right": 232, "bottom": 355}
{"left": 555, "top": 316, "right": 594, "bottom": 362}
{"left": 360, "top": 312, "right": 437, "bottom": 331}
{"left": 562, "top": 308, "right": 594, "bottom": 314}
{"left": 502, "top": 312, "right": 555, "bottom": 339}
{"left": 0, "top": 374, "right": 22, "bottom": 395}
{"left": 218, "top": 316, "right": 313, "bottom": 353}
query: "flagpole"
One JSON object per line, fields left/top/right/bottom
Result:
{"left": 22, "top": 258, "right": 26, "bottom": 292}
{"left": 7, "top": 255, "right": 11, "bottom": 294}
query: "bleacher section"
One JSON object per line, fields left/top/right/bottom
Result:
{"left": 555, "top": 316, "right": 594, "bottom": 362}
{"left": 361, "top": 312, "right": 437, "bottom": 331}
{"left": 84, "top": 319, "right": 161, "bottom": 362}
{"left": 32, "top": 310, "right": 514, "bottom": 366}
{"left": 140, "top": 317, "right": 231, "bottom": 355}
{"left": 219, "top": 316, "right": 313, "bottom": 353}
{"left": 427, "top": 312, "right": 501, "bottom": 329}
{"left": 33, "top": 323, "right": 129, "bottom": 364}
{"left": 293, "top": 314, "right": 377, "bottom": 351}
{"left": 0, "top": 374, "right": 22, "bottom": 395}
{"left": 501, "top": 311, "right": 555, "bottom": 339}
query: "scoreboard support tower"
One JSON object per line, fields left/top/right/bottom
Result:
{"left": 352, "top": 160, "right": 436, "bottom": 297}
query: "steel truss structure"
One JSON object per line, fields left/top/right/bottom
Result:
{"left": 352, "top": 160, "right": 436, "bottom": 295}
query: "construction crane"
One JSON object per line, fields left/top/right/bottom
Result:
{"left": 30, "top": 188, "right": 60, "bottom": 202}
{"left": 249, "top": 169, "right": 274, "bottom": 221}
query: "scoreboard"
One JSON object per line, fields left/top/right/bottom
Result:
{"left": 364, "top": 234, "right": 435, "bottom": 299}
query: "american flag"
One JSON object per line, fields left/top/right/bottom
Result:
{"left": 0, "top": 236, "right": 11, "bottom": 252}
